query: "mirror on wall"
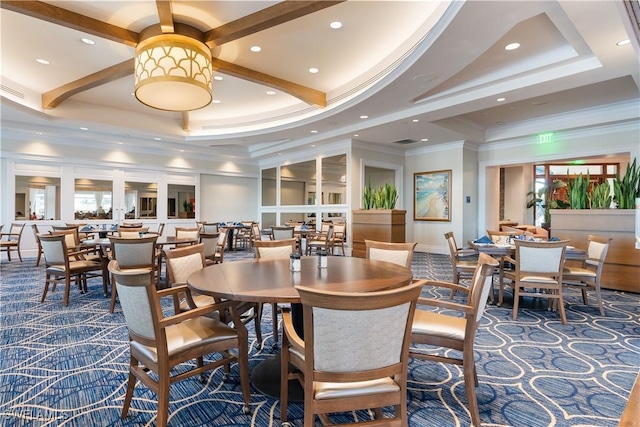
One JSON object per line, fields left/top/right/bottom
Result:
{"left": 321, "top": 155, "right": 346, "bottom": 205}
{"left": 125, "top": 181, "right": 158, "bottom": 219}
{"left": 74, "top": 179, "right": 112, "bottom": 220}
{"left": 280, "top": 160, "right": 316, "bottom": 206}
{"left": 168, "top": 184, "right": 195, "bottom": 219}
{"left": 261, "top": 167, "right": 277, "bottom": 206}
{"left": 15, "top": 176, "right": 61, "bottom": 220}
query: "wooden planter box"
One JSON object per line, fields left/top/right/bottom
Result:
{"left": 351, "top": 209, "right": 406, "bottom": 258}
{"left": 551, "top": 209, "right": 639, "bottom": 293}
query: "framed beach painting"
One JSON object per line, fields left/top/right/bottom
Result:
{"left": 414, "top": 170, "right": 451, "bottom": 221}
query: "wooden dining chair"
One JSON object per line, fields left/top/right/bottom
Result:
{"left": 109, "top": 264, "right": 251, "bottom": 427}
{"left": 271, "top": 225, "right": 295, "bottom": 241}
{"left": 108, "top": 235, "right": 158, "bottom": 313}
{"left": 501, "top": 239, "right": 570, "bottom": 323}
{"left": 164, "top": 243, "right": 263, "bottom": 348}
{"left": 410, "top": 252, "right": 499, "bottom": 427}
{"left": 444, "top": 231, "right": 478, "bottom": 298}
{"left": 563, "top": 235, "right": 612, "bottom": 316}
{"left": 365, "top": 239, "right": 416, "bottom": 268}
{"left": 280, "top": 280, "right": 424, "bottom": 427}
{"left": 253, "top": 238, "right": 298, "bottom": 346}
{"left": 39, "top": 233, "right": 104, "bottom": 307}
{"left": 1, "top": 223, "right": 26, "bottom": 262}
{"left": 31, "top": 224, "right": 44, "bottom": 266}
{"left": 198, "top": 232, "right": 220, "bottom": 265}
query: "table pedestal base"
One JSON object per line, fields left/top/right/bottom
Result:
{"left": 252, "top": 355, "right": 304, "bottom": 402}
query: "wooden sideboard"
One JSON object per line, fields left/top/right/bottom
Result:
{"left": 551, "top": 209, "right": 639, "bottom": 293}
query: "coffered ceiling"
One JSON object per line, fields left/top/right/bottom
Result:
{"left": 1, "top": 1, "right": 639, "bottom": 162}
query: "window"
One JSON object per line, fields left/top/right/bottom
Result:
{"left": 15, "top": 176, "right": 61, "bottom": 220}
{"left": 74, "top": 179, "right": 113, "bottom": 220}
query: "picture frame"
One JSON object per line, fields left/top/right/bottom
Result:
{"left": 414, "top": 170, "right": 451, "bottom": 221}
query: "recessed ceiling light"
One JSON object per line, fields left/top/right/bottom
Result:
{"left": 179, "top": 149, "right": 184, "bottom": 152}
{"left": 266, "top": 90, "right": 276, "bottom": 96}
{"left": 309, "top": 67, "right": 319, "bottom": 74}
{"left": 310, "top": 130, "right": 318, "bottom": 133}
{"left": 36, "top": 58, "right": 49, "bottom": 65}
{"left": 79, "top": 127, "right": 88, "bottom": 131}
{"left": 497, "top": 97, "right": 506, "bottom": 102}
{"left": 250, "top": 45, "right": 261, "bottom": 52}
{"left": 81, "top": 38, "right": 95, "bottom": 45}
{"left": 421, "top": 138, "right": 429, "bottom": 142}
{"left": 214, "top": 76, "right": 223, "bottom": 81}
{"left": 504, "top": 42, "right": 520, "bottom": 51}
{"left": 154, "top": 137, "right": 161, "bottom": 141}
{"left": 330, "top": 21, "right": 342, "bottom": 29}
{"left": 212, "top": 99, "right": 221, "bottom": 104}
{"left": 117, "top": 142, "right": 123, "bottom": 145}
{"left": 311, "top": 144, "right": 316, "bottom": 147}
{"left": 35, "top": 132, "right": 43, "bottom": 135}
{"left": 360, "top": 115, "right": 368, "bottom": 119}
{"left": 353, "top": 134, "right": 359, "bottom": 137}
{"left": 412, "top": 119, "right": 419, "bottom": 123}
{"left": 616, "top": 39, "right": 630, "bottom": 46}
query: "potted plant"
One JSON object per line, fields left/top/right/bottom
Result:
{"left": 353, "top": 182, "right": 405, "bottom": 257}
{"left": 567, "top": 171, "right": 590, "bottom": 209}
{"left": 589, "top": 181, "right": 612, "bottom": 209}
{"left": 526, "top": 179, "right": 569, "bottom": 229}
{"left": 613, "top": 158, "right": 640, "bottom": 209}
{"left": 180, "top": 200, "right": 195, "bottom": 219}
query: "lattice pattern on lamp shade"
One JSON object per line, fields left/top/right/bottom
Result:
{"left": 135, "top": 33, "right": 213, "bottom": 111}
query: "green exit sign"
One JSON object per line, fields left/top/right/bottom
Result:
{"left": 537, "top": 132, "right": 555, "bottom": 144}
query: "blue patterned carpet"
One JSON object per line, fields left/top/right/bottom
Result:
{"left": 1, "top": 252, "right": 638, "bottom": 426}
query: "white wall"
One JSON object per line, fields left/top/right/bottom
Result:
{"left": 502, "top": 166, "right": 526, "bottom": 224}
{"left": 199, "top": 174, "right": 258, "bottom": 223}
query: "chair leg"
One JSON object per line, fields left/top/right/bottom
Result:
{"left": 512, "top": 285, "right": 520, "bottom": 320}
{"left": 463, "top": 353, "right": 481, "bottom": 427}
{"left": 254, "top": 304, "right": 263, "bottom": 347}
{"left": 63, "top": 275, "right": 71, "bottom": 307}
{"left": 280, "top": 335, "right": 290, "bottom": 424}
{"left": 41, "top": 273, "right": 51, "bottom": 302}
{"left": 121, "top": 362, "right": 136, "bottom": 418}
{"left": 595, "top": 285, "right": 605, "bottom": 316}
{"left": 110, "top": 275, "right": 118, "bottom": 313}
{"left": 36, "top": 249, "right": 42, "bottom": 267}
{"left": 17, "top": 247, "right": 22, "bottom": 262}
{"left": 272, "top": 303, "right": 279, "bottom": 345}
{"left": 156, "top": 371, "right": 170, "bottom": 427}
{"left": 557, "top": 290, "right": 567, "bottom": 324}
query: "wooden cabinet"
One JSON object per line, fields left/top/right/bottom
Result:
{"left": 351, "top": 210, "right": 406, "bottom": 258}
{"left": 551, "top": 209, "right": 639, "bottom": 292}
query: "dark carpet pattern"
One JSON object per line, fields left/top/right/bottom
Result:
{"left": 0, "top": 252, "right": 638, "bottom": 426}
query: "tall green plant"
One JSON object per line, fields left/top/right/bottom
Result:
{"left": 613, "top": 158, "right": 640, "bottom": 209}
{"left": 362, "top": 182, "right": 398, "bottom": 209}
{"left": 363, "top": 182, "right": 375, "bottom": 209}
{"left": 567, "top": 171, "right": 589, "bottom": 209}
{"left": 589, "top": 182, "right": 612, "bottom": 209}
{"left": 526, "top": 179, "right": 568, "bottom": 223}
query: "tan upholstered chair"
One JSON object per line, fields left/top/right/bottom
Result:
{"left": 164, "top": 243, "right": 263, "bottom": 346}
{"left": 214, "top": 228, "right": 229, "bottom": 263}
{"left": 39, "top": 233, "right": 104, "bottom": 306}
{"left": 117, "top": 226, "right": 149, "bottom": 238}
{"left": 199, "top": 232, "right": 220, "bottom": 265}
{"left": 31, "top": 224, "right": 44, "bottom": 266}
{"left": 331, "top": 223, "right": 346, "bottom": 255}
{"left": 1, "top": 223, "right": 25, "bottom": 262}
{"left": 563, "top": 235, "right": 612, "bottom": 316}
{"left": 365, "top": 239, "right": 416, "bottom": 268}
{"left": 280, "top": 280, "right": 424, "bottom": 426}
{"left": 175, "top": 226, "right": 200, "bottom": 245}
{"left": 501, "top": 239, "right": 569, "bottom": 323}
{"left": 410, "top": 253, "right": 499, "bottom": 427}
{"left": 306, "top": 224, "right": 333, "bottom": 255}
{"left": 444, "top": 231, "right": 478, "bottom": 297}
{"left": 108, "top": 235, "right": 158, "bottom": 313}
{"left": 109, "top": 264, "right": 251, "bottom": 427}
{"left": 253, "top": 238, "right": 298, "bottom": 346}
{"left": 250, "top": 223, "right": 262, "bottom": 249}
{"left": 201, "top": 222, "right": 219, "bottom": 234}
{"left": 271, "top": 225, "right": 295, "bottom": 241}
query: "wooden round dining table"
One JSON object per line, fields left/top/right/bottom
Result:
{"left": 187, "top": 255, "right": 414, "bottom": 400}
